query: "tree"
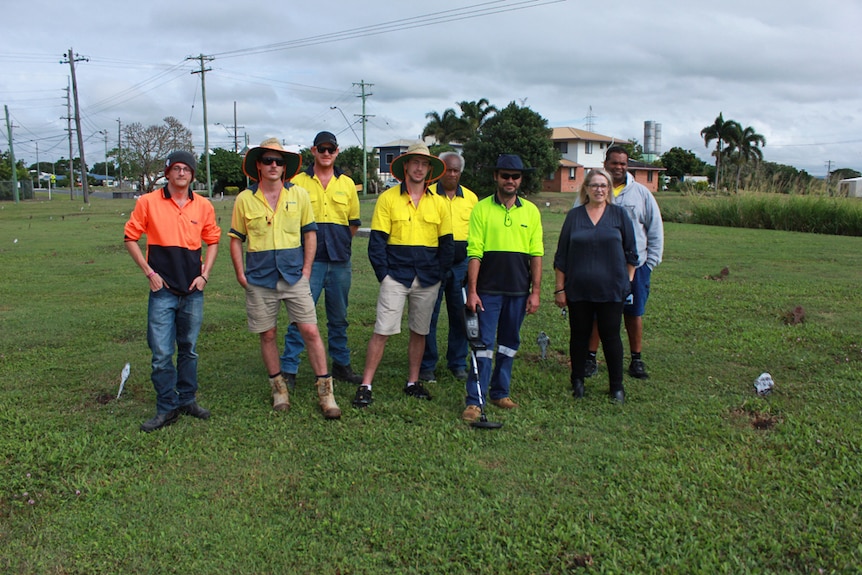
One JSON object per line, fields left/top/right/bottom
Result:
{"left": 701, "top": 113, "right": 741, "bottom": 190}
{"left": 726, "top": 124, "right": 766, "bottom": 191}
{"left": 457, "top": 98, "right": 497, "bottom": 139}
{"left": 461, "top": 101, "right": 559, "bottom": 197}
{"left": 124, "top": 116, "right": 193, "bottom": 192}
{"left": 660, "top": 147, "right": 708, "bottom": 180}
{"left": 422, "top": 108, "right": 468, "bottom": 144}
{"left": 207, "top": 148, "right": 244, "bottom": 195}
{"left": 620, "top": 139, "right": 646, "bottom": 162}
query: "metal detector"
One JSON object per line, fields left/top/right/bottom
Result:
{"left": 462, "top": 286, "right": 503, "bottom": 429}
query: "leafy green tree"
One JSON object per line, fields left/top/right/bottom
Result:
{"left": 701, "top": 113, "right": 741, "bottom": 190}
{"left": 461, "top": 101, "right": 559, "bottom": 197}
{"left": 206, "top": 148, "right": 244, "bottom": 195}
{"left": 422, "top": 108, "right": 469, "bottom": 144}
{"left": 831, "top": 168, "right": 861, "bottom": 180}
{"left": 620, "top": 139, "right": 646, "bottom": 162}
{"left": 660, "top": 147, "right": 708, "bottom": 180}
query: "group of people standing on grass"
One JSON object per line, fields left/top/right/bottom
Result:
{"left": 124, "top": 134, "right": 663, "bottom": 433}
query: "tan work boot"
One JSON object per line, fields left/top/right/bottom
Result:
{"left": 269, "top": 374, "right": 290, "bottom": 412}
{"left": 490, "top": 397, "right": 519, "bottom": 409}
{"left": 462, "top": 405, "right": 481, "bottom": 423}
{"left": 315, "top": 376, "right": 342, "bottom": 419}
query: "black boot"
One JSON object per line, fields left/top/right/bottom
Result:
{"left": 571, "top": 378, "right": 585, "bottom": 399}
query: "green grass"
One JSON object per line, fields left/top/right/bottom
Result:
{"left": 1, "top": 194, "right": 861, "bottom": 573}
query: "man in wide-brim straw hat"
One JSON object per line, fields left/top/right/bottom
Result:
{"left": 351, "top": 142, "right": 453, "bottom": 409}
{"left": 388, "top": 141, "right": 446, "bottom": 184}
{"left": 229, "top": 137, "right": 342, "bottom": 420}
{"left": 241, "top": 137, "right": 302, "bottom": 182}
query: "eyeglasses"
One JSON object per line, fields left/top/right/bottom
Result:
{"left": 316, "top": 146, "right": 336, "bottom": 155}
{"left": 588, "top": 183, "right": 609, "bottom": 190}
{"left": 259, "top": 157, "right": 286, "bottom": 166}
{"left": 498, "top": 172, "right": 522, "bottom": 181}
{"left": 170, "top": 165, "right": 192, "bottom": 174}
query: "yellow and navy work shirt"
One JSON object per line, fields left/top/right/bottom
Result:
{"left": 467, "top": 193, "right": 544, "bottom": 296}
{"left": 124, "top": 187, "right": 221, "bottom": 296}
{"left": 429, "top": 182, "right": 478, "bottom": 264}
{"left": 228, "top": 183, "right": 317, "bottom": 289}
{"left": 368, "top": 184, "right": 454, "bottom": 288}
{"left": 291, "top": 166, "right": 361, "bottom": 263}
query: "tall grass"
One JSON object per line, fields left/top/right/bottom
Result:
{"left": 660, "top": 192, "right": 862, "bottom": 236}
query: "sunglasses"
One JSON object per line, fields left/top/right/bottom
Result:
{"left": 259, "top": 157, "right": 286, "bottom": 166}
{"left": 316, "top": 146, "right": 336, "bottom": 155}
{"left": 498, "top": 172, "right": 522, "bottom": 181}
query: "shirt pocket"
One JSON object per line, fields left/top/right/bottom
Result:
{"left": 246, "top": 213, "right": 270, "bottom": 237}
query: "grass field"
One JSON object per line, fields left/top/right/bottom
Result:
{"left": 1, "top": 193, "right": 861, "bottom": 574}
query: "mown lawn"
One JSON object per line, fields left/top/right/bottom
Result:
{"left": 1, "top": 194, "right": 860, "bottom": 574}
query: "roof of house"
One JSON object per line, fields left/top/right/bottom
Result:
{"left": 551, "top": 127, "right": 619, "bottom": 143}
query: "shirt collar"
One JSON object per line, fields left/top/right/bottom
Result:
{"left": 492, "top": 192, "right": 522, "bottom": 208}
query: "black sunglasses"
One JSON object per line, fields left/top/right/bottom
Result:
{"left": 498, "top": 172, "right": 522, "bottom": 181}
{"left": 316, "top": 146, "right": 337, "bottom": 154}
{"left": 260, "top": 157, "right": 286, "bottom": 166}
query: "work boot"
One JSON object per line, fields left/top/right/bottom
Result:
{"left": 332, "top": 363, "right": 363, "bottom": 385}
{"left": 315, "top": 376, "right": 342, "bottom": 420}
{"left": 269, "top": 374, "right": 290, "bottom": 412}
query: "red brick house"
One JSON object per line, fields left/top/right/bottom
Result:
{"left": 542, "top": 127, "right": 665, "bottom": 194}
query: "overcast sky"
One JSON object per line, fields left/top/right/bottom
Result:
{"left": 2, "top": 0, "right": 860, "bottom": 177}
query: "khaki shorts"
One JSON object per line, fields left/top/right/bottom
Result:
{"left": 244, "top": 277, "right": 317, "bottom": 333}
{"left": 374, "top": 275, "right": 440, "bottom": 336}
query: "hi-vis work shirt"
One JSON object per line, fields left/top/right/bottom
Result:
{"left": 292, "top": 166, "right": 361, "bottom": 263}
{"left": 429, "top": 182, "right": 478, "bottom": 264}
{"left": 467, "top": 193, "right": 543, "bottom": 296}
{"left": 124, "top": 187, "right": 221, "bottom": 296}
{"left": 228, "top": 183, "right": 317, "bottom": 289}
{"left": 368, "top": 184, "right": 454, "bottom": 288}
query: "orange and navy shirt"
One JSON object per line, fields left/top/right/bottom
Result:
{"left": 124, "top": 187, "right": 221, "bottom": 296}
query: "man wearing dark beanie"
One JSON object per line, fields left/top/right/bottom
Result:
{"left": 124, "top": 150, "right": 221, "bottom": 432}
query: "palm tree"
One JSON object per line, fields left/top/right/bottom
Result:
{"left": 731, "top": 125, "right": 766, "bottom": 190}
{"left": 701, "top": 113, "right": 741, "bottom": 190}
{"left": 457, "top": 98, "right": 497, "bottom": 138}
{"left": 422, "top": 108, "right": 468, "bottom": 144}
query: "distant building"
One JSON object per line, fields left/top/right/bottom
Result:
{"left": 542, "top": 127, "right": 664, "bottom": 194}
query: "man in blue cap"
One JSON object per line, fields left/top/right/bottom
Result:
{"left": 462, "top": 154, "right": 543, "bottom": 423}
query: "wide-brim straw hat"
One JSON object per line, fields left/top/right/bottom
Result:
{"left": 389, "top": 142, "right": 445, "bottom": 183}
{"left": 243, "top": 138, "right": 302, "bottom": 182}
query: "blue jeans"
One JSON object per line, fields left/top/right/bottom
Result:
{"left": 147, "top": 288, "right": 204, "bottom": 414}
{"left": 465, "top": 294, "right": 527, "bottom": 406}
{"left": 281, "top": 260, "right": 352, "bottom": 373}
{"left": 421, "top": 259, "right": 469, "bottom": 373}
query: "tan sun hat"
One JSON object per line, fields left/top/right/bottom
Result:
{"left": 242, "top": 138, "right": 302, "bottom": 182}
{"left": 389, "top": 142, "right": 445, "bottom": 183}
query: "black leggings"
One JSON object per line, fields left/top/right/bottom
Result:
{"left": 568, "top": 300, "right": 625, "bottom": 392}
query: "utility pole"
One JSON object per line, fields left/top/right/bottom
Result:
{"left": 189, "top": 54, "right": 214, "bottom": 197}
{"left": 64, "top": 79, "right": 74, "bottom": 200}
{"left": 353, "top": 80, "right": 374, "bottom": 196}
{"left": 100, "top": 130, "right": 109, "bottom": 185}
{"left": 35, "top": 141, "right": 40, "bottom": 190}
{"left": 62, "top": 48, "right": 90, "bottom": 204}
{"left": 4, "top": 105, "right": 19, "bottom": 204}
{"left": 116, "top": 118, "right": 123, "bottom": 188}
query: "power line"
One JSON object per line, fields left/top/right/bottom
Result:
{"left": 211, "top": 0, "right": 567, "bottom": 59}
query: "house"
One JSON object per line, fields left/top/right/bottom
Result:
{"left": 839, "top": 177, "right": 862, "bottom": 198}
{"left": 542, "top": 127, "right": 664, "bottom": 194}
